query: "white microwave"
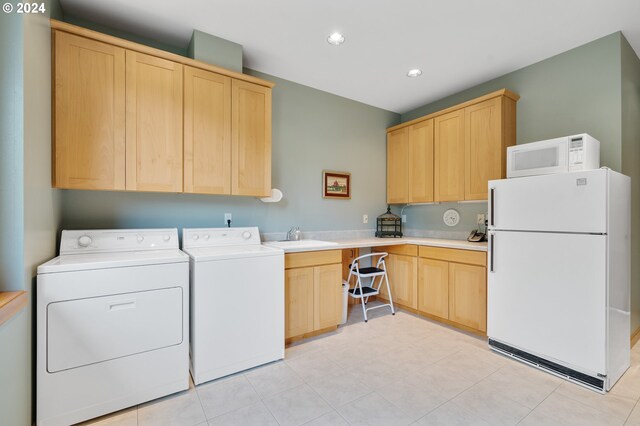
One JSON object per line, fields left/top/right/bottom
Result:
{"left": 507, "top": 134, "right": 600, "bottom": 178}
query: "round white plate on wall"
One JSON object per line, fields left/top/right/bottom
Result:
{"left": 443, "top": 209, "right": 460, "bottom": 227}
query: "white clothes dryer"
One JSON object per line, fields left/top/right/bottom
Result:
{"left": 36, "top": 229, "right": 189, "bottom": 426}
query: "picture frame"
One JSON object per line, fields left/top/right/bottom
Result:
{"left": 322, "top": 170, "right": 351, "bottom": 199}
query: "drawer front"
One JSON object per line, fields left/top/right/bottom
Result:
{"left": 285, "top": 250, "right": 342, "bottom": 269}
{"left": 419, "top": 246, "right": 486, "bottom": 266}
{"left": 371, "top": 244, "right": 418, "bottom": 257}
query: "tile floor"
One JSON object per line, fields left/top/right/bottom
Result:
{"left": 80, "top": 301, "right": 640, "bottom": 426}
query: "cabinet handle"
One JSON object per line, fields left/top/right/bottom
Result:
{"left": 489, "top": 233, "right": 495, "bottom": 273}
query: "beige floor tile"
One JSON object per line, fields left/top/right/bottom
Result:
{"left": 611, "top": 363, "right": 640, "bottom": 401}
{"left": 377, "top": 375, "right": 449, "bottom": 420}
{"left": 196, "top": 375, "right": 260, "bottom": 419}
{"left": 337, "top": 392, "right": 413, "bottom": 426}
{"left": 517, "top": 409, "right": 565, "bottom": 426}
{"left": 138, "top": 389, "right": 206, "bottom": 426}
{"left": 78, "top": 407, "right": 137, "bottom": 425}
{"left": 206, "top": 401, "right": 278, "bottom": 426}
{"left": 244, "top": 361, "right": 304, "bottom": 398}
{"left": 285, "top": 350, "right": 344, "bottom": 382}
{"left": 555, "top": 380, "right": 637, "bottom": 419}
{"left": 418, "top": 361, "right": 477, "bottom": 398}
{"left": 475, "top": 362, "right": 561, "bottom": 409}
{"left": 348, "top": 354, "right": 408, "bottom": 390}
{"left": 302, "top": 410, "right": 349, "bottom": 426}
{"left": 452, "top": 382, "right": 531, "bottom": 426}
{"left": 626, "top": 402, "right": 640, "bottom": 425}
{"left": 416, "top": 400, "right": 491, "bottom": 426}
{"left": 306, "top": 370, "right": 372, "bottom": 408}
{"left": 530, "top": 392, "right": 625, "bottom": 426}
{"left": 263, "top": 384, "right": 332, "bottom": 426}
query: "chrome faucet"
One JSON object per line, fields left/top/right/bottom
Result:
{"left": 287, "top": 226, "right": 302, "bottom": 241}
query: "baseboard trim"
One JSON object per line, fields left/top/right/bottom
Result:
{"left": 285, "top": 325, "right": 337, "bottom": 346}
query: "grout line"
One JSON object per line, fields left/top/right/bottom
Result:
{"left": 623, "top": 399, "right": 639, "bottom": 425}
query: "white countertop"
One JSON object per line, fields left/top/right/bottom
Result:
{"left": 264, "top": 236, "right": 487, "bottom": 253}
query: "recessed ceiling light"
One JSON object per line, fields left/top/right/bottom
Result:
{"left": 407, "top": 69, "right": 422, "bottom": 77}
{"left": 327, "top": 32, "right": 345, "bottom": 45}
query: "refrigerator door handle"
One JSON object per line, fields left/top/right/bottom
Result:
{"left": 490, "top": 188, "right": 495, "bottom": 226}
{"left": 489, "top": 232, "right": 495, "bottom": 273}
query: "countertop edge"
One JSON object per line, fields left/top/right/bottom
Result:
{"left": 265, "top": 238, "right": 487, "bottom": 254}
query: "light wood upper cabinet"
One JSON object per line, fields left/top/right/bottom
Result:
{"left": 184, "top": 66, "right": 232, "bottom": 195}
{"left": 387, "top": 128, "right": 409, "bottom": 204}
{"left": 417, "top": 257, "right": 449, "bottom": 319}
{"left": 465, "top": 97, "right": 502, "bottom": 200}
{"left": 408, "top": 119, "right": 434, "bottom": 203}
{"left": 53, "top": 31, "right": 125, "bottom": 190}
{"left": 232, "top": 80, "right": 272, "bottom": 197}
{"left": 386, "top": 90, "right": 518, "bottom": 203}
{"left": 285, "top": 267, "right": 315, "bottom": 339}
{"left": 434, "top": 109, "right": 465, "bottom": 202}
{"left": 313, "top": 264, "right": 342, "bottom": 330}
{"left": 125, "top": 51, "right": 183, "bottom": 192}
{"left": 448, "top": 262, "right": 487, "bottom": 332}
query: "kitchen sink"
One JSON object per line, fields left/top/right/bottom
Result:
{"left": 264, "top": 239, "right": 339, "bottom": 249}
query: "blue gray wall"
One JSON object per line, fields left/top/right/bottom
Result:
{"left": 621, "top": 36, "right": 640, "bottom": 331}
{"left": 0, "top": 1, "right": 62, "bottom": 424}
{"left": 60, "top": 69, "right": 399, "bottom": 233}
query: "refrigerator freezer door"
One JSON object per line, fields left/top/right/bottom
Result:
{"left": 488, "top": 231, "right": 607, "bottom": 375}
{"left": 489, "top": 169, "right": 607, "bottom": 233}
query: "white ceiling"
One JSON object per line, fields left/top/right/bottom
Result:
{"left": 59, "top": 0, "right": 640, "bottom": 114}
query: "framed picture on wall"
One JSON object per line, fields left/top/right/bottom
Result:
{"left": 322, "top": 171, "right": 351, "bottom": 199}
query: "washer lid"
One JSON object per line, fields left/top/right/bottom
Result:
{"left": 183, "top": 245, "right": 284, "bottom": 262}
{"left": 37, "top": 249, "right": 188, "bottom": 274}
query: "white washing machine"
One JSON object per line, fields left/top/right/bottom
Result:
{"left": 182, "top": 227, "right": 284, "bottom": 385}
{"left": 37, "top": 229, "right": 189, "bottom": 426}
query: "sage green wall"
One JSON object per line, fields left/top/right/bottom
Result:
{"left": 0, "top": 1, "right": 61, "bottom": 424}
{"left": 621, "top": 36, "right": 640, "bottom": 332}
{"left": 60, "top": 69, "right": 399, "bottom": 232}
{"left": 188, "top": 30, "right": 243, "bottom": 72}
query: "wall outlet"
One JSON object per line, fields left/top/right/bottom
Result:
{"left": 402, "top": 214, "right": 407, "bottom": 223}
{"left": 477, "top": 214, "right": 486, "bottom": 226}
{"left": 362, "top": 214, "right": 368, "bottom": 224}
{"left": 224, "top": 213, "right": 232, "bottom": 224}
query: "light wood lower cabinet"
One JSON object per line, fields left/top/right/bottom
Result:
{"left": 417, "top": 258, "right": 449, "bottom": 319}
{"left": 448, "top": 262, "right": 487, "bottom": 332}
{"left": 385, "top": 254, "right": 418, "bottom": 309}
{"left": 284, "top": 251, "right": 342, "bottom": 341}
{"left": 284, "top": 267, "right": 315, "bottom": 338}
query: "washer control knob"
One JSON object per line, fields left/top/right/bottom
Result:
{"left": 78, "top": 235, "right": 92, "bottom": 247}
{"left": 163, "top": 234, "right": 171, "bottom": 242}
{"left": 192, "top": 234, "right": 199, "bottom": 240}
{"left": 203, "top": 234, "right": 210, "bottom": 240}
{"left": 242, "top": 231, "right": 252, "bottom": 240}
{"left": 137, "top": 235, "right": 144, "bottom": 243}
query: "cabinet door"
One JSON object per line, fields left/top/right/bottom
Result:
{"left": 386, "top": 254, "right": 418, "bottom": 309}
{"left": 417, "top": 258, "right": 449, "bottom": 319}
{"left": 126, "top": 51, "right": 183, "bottom": 192}
{"left": 232, "top": 80, "right": 272, "bottom": 197}
{"left": 465, "top": 97, "right": 502, "bottom": 200}
{"left": 387, "top": 128, "right": 409, "bottom": 204}
{"left": 408, "top": 119, "right": 434, "bottom": 203}
{"left": 448, "top": 262, "right": 487, "bottom": 332}
{"left": 313, "top": 264, "right": 342, "bottom": 330}
{"left": 54, "top": 31, "right": 125, "bottom": 190}
{"left": 434, "top": 109, "right": 465, "bottom": 202}
{"left": 184, "top": 66, "right": 231, "bottom": 194}
{"left": 285, "top": 267, "right": 314, "bottom": 338}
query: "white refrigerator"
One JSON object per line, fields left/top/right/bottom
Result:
{"left": 487, "top": 168, "right": 630, "bottom": 393}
